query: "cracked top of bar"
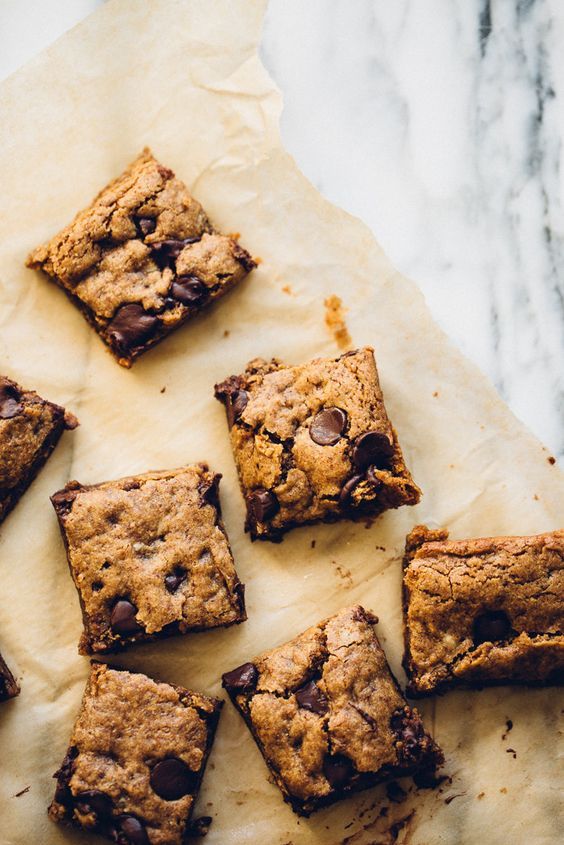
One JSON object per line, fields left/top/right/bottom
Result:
{"left": 27, "top": 148, "right": 255, "bottom": 366}
{"left": 51, "top": 464, "right": 246, "bottom": 654}
{"left": 214, "top": 347, "right": 421, "bottom": 540}
{"left": 402, "top": 525, "right": 564, "bottom": 696}
{"left": 222, "top": 605, "right": 443, "bottom": 816}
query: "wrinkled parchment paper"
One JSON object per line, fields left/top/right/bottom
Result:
{"left": 0, "top": 1, "right": 562, "bottom": 843}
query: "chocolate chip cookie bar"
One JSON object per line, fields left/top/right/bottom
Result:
{"left": 403, "top": 525, "right": 564, "bottom": 696}
{"left": 215, "top": 347, "right": 421, "bottom": 541}
{"left": 0, "top": 649, "right": 19, "bottom": 702}
{"left": 49, "top": 662, "right": 221, "bottom": 844}
{"left": 51, "top": 464, "right": 246, "bottom": 654}
{"left": 222, "top": 605, "right": 443, "bottom": 816}
{"left": 0, "top": 376, "right": 77, "bottom": 524}
{"left": 27, "top": 149, "right": 255, "bottom": 367}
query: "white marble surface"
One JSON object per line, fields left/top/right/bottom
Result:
{"left": 1, "top": 0, "right": 562, "bottom": 457}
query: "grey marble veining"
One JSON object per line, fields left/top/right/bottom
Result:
{"left": 261, "top": 0, "right": 564, "bottom": 458}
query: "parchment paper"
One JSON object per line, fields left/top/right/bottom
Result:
{"left": 0, "top": 1, "right": 562, "bottom": 843}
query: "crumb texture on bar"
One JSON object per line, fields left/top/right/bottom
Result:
{"left": 0, "top": 376, "right": 76, "bottom": 523}
{"left": 49, "top": 663, "right": 221, "bottom": 845}
{"left": 215, "top": 347, "right": 420, "bottom": 540}
{"left": 403, "top": 525, "right": 564, "bottom": 695}
{"left": 27, "top": 149, "right": 255, "bottom": 366}
{"left": 222, "top": 606, "right": 442, "bottom": 816}
{"left": 51, "top": 464, "right": 245, "bottom": 653}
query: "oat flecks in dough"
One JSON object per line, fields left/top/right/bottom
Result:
{"left": 222, "top": 606, "right": 443, "bottom": 816}
{"left": 215, "top": 347, "right": 421, "bottom": 541}
{"left": 51, "top": 464, "right": 246, "bottom": 654}
{"left": 48, "top": 662, "right": 221, "bottom": 845}
{"left": 402, "top": 525, "right": 564, "bottom": 695}
{"left": 26, "top": 149, "right": 255, "bottom": 367}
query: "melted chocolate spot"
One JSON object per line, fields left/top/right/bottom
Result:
{"left": 222, "top": 662, "right": 258, "bottom": 693}
{"left": 338, "top": 474, "right": 364, "bottom": 507}
{"left": 165, "top": 569, "right": 187, "bottom": 593}
{"left": 107, "top": 304, "right": 158, "bottom": 355}
{"left": 114, "top": 815, "right": 150, "bottom": 845}
{"left": 295, "top": 681, "right": 329, "bottom": 715}
{"left": 0, "top": 380, "right": 22, "bottom": 419}
{"left": 322, "top": 753, "right": 354, "bottom": 789}
{"left": 74, "top": 790, "right": 113, "bottom": 820}
{"left": 110, "top": 600, "right": 142, "bottom": 636}
{"left": 51, "top": 487, "right": 79, "bottom": 516}
{"left": 53, "top": 746, "right": 78, "bottom": 808}
{"left": 472, "top": 610, "right": 513, "bottom": 645}
{"left": 309, "top": 407, "right": 347, "bottom": 446}
{"left": 352, "top": 431, "right": 394, "bottom": 471}
{"left": 391, "top": 708, "right": 426, "bottom": 764}
{"left": 198, "top": 474, "right": 220, "bottom": 509}
{"left": 150, "top": 237, "right": 200, "bottom": 270}
{"left": 170, "top": 276, "right": 209, "bottom": 306}
{"left": 246, "top": 489, "right": 279, "bottom": 524}
{"left": 225, "top": 388, "right": 248, "bottom": 428}
{"left": 150, "top": 758, "right": 197, "bottom": 801}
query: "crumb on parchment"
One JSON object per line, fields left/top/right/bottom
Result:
{"left": 324, "top": 294, "right": 352, "bottom": 349}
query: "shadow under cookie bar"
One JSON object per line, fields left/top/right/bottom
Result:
{"left": 214, "top": 347, "right": 421, "bottom": 541}
{"left": 51, "top": 464, "right": 246, "bottom": 654}
{"left": 0, "top": 649, "right": 19, "bottom": 702}
{"left": 26, "top": 148, "right": 256, "bottom": 367}
{"left": 222, "top": 605, "right": 443, "bottom": 817}
{"left": 402, "top": 525, "right": 564, "bottom": 696}
{"left": 0, "top": 376, "right": 78, "bottom": 524}
{"left": 49, "top": 662, "right": 221, "bottom": 845}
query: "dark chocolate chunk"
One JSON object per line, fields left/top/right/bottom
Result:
{"left": 391, "top": 708, "right": 426, "bottom": 764}
{"left": 134, "top": 217, "right": 156, "bottom": 238}
{"left": 472, "top": 610, "right": 513, "bottom": 645}
{"left": 107, "top": 304, "right": 158, "bottom": 355}
{"left": 150, "top": 757, "right": 197, "bottom": 801}
{"left": 51, "top": 487, "right": 79, "bottom": 516}
{"left": 165, "top": 568, "right": 187, "bottom": 593}
{"left": 246, "top": 489, "right": 279, "bottom": 524}
{"left": 352, "top": 431, "right": 394, "bottom": 471}
{"left": 110, "top": 600, "right": 142, "bottom": 636}
{"left": 114, "top": 814, "right": 150, "bottom": 845}
{"left": 338, "top": 474, "right": 364, "bottom": 507}
{"left": 75, "top": 790, "right": 113, "bottom": 820}
{"left": 150, "top": 238, "right": 200, "bottom": 270}
{"left": 198, "top": 474, "right": 220, "bottom": 509}
{"left": 0, "top": 380, "right": 22, "bottom": 419}
{"left": 309, "top": 407, "right": 347, "bottom": 446}
{"left": 53, "top": 746, "right": 78, "bottom": 808}
{"left": 170, "top": 276, "right": 209, "bottom": 306}
{"left": 295, "top": 681, "right": 329, "bottom": 715}
{"left": 225, "top": 388, "right": 248, "bottom": 428}
{"left": 322, "top": 753, "right": 354, "bottom": 789}
{"left": 232, "top": 243, "right": 256, "bottom": 273}
{"left": 222, "top": 662, "right": 258, "bottom": 693}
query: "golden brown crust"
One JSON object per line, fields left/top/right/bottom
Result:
{"left": 215, "top": 347, "right": 421, "bottom": 540}
{"left": 49, "top": 663, "right": 221, "bottom": 844}
{"left": 51, "top": 464, "right": 246, "bottom": 654}
{"left": 402, "top": 525, "right": 564, "bottom": 695}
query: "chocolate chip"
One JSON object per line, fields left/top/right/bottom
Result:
{"left": 150, "top": 757, "right": 197, "bottom": 801}
{"left": 352, "top": 431, "right": 394, "bottom": 471}
{"left": 222, "top": 662, "right": 258, "bottom": 692}
{"left": 309, "top": 407, "right": 347, "bottom": 446}
{"left": 232, "top": 243, "right": 256, "bottom": 273}
{"left": 0, "top": 380, "right": 22, "bottom": 419}
{"left": 322, "top": 754, "right": 354, "bottom": 789}
{"left": 170, "top": 276, "right": 209, "bottom": 306}
{"left": 391, "top": 708, "right": 426, "bottom": 763}
{"left": 107, "top": 304, "right": 158, "bottom": 355}
{"left": 165, "top": 569, "right": 187, "bottom": 593}
{"left": 134, "top": 217, "right": 156, "bottom": 237}
{"left": 114, "top": 815, "right": 150, "bottom": 845}
{"left": 246, "top": 489, "right": 279, "bottom": 524}
{"left": 198, "top": 474, "right": 220, "bottom": 509}
{"left": 338, "top": 474, "right": 364, "bottom": 507}
{"left": 53, "top": 746, "right": 78, "bottom": 807}
{"left": 110, "top": 600, "right": 142, "bottom": 636}
{"left": 225, "top": 388, "right": 248, "bottom": 428}
{"left": 51, "top": 487, "right": 78, "bottom": 516}
{"left": 150, "top": 237, "right": 200, "bottom": 270}
{"left": 295, "top": 681, "right": 329, "bottom": 715}
{"left": 472, "top": 610, "right": 513, "bottom": 645}
{"left": 75, "top": 790, "right": 113, "bottom": 820}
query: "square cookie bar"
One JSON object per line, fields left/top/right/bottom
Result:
{"left": 0, "top": 376, "right": 77, "bottom": 524}
{"left": 403, "top": 526, "right": 564, "bottom": 696}
{"left": 215, "top": 347, "right": 421, "bottom": 540}
{"left": 0, "top": 649, "right": 19, "bottom": 702}
{"left": 27, "top": 149, "right": 255, "bottom": 367}
{"left": 49, "top": 662, "right": 221, "bottom": 844}
{"left": 222, "top": 605, "right": 443, "bottom": 816}
{"left": 51, "top": 464, "right": 246, "bottom": 654}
